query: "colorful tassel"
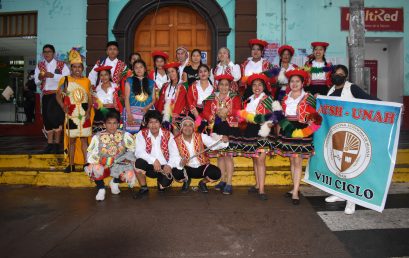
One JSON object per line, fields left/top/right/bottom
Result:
{"left": 280, "top": 116, "right": 322, "bottom": 138}
{"left": 262, "top": 67, "right": 281, "bottom": 78}
{"left": 292, "top": 129, "right": 304, "bottom": 138}
{"left": 258, "top": 121, "right": 273, "bottom": 137}
{"left": 303, "top": 65, "right": 334, "bottom": 74}
{"left": 163, "top": 99, "right": 172, "bottom": 122}
{"left": 272, "top": 100, "right": 283, "bottom": 111}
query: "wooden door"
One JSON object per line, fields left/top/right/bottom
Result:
{"left": 134, "top": 6, "right": 212, "bottom": 70}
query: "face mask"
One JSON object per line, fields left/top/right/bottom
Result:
{"left": 331, "top": 74, "right": 346, "bottom": 86}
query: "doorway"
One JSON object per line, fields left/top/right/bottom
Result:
{"left": 134, "top": 6, "right": 212, "bottom": 70}
{"left": 365, "top": 37, "right": 403, "bottom": 103}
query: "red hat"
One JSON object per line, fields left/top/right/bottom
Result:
{"left": 311, "top": 42, "right": 329, "bottom": 49}
{"left": 215, "top": 74, "right": 234, "bottom": 82}
{"left": 248, "top": 39, "right": 268, "bottom": 48}
{"left": 247, "top": 73, "right": 269, "bottom": 86}
{"left": 163, "top": 62, "right": 181, "bottom": 70}
{"left": 285, "top": 69, "right": 309, "bottom": 82}
{"left": 151, "top": 51, "right": 169, "bottom": 60}
{"left": 278, "top": 45, "right": 295, "bottom": 56}
{"left": 94, "top": 65, "right": 112, "bottom": 72}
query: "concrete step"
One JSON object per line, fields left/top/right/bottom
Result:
{"left": 1, "top": 149, "right": 409, "bottom": 169}
{"left": 0, "top": 150, "right": 408, "bottom": 187}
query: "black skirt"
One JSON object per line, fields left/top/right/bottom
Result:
{"left": 213, "top": 121, "right": 240, "bottom": 137}
{"left": 275, "top": 121, "right": 314, "bottom": 158}
{"left": 232, "top": 123, "right": 273, "bottom": 157}
{"left": 208, "top": 121, "right": 241, "bottom": 157}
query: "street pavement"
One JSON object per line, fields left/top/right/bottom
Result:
{"left": 1, "top": 185, "right": 349, "bottom": 258}
{"left": 1, "top": 184, "right": 408, "bottom": 258}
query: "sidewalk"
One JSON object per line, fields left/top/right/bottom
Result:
{"left": 0, "top": 185, "right": 350, "bottom": 258}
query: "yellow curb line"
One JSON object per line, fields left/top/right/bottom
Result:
{"left": 1, "top": 169, "right": 408, "bottom": 188}
{"left": 1, "top": 150, "right": 409, "bottom": 168}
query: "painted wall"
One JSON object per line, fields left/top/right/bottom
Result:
{"left": 108, "top": 0, "right": 236, "bottom": 61}
{"left": 0, "top": 0, "right": 87, "bottom": 62}
{"left": 257, "top": 0, "right": 409, "bottom": 98}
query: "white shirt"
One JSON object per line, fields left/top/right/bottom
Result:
{"left": 134, "top": 128, "right": 181, "bottom": 168}
{"left": 285, "top": 90, "right": 306, "bottom": 116}
{"left": 245, "top": 92, "right": 265, "bottom": 113}
{"left": 165, "top": 84, "right": 177, "bottom": 101}
{"left": 34, "top": 59, "right": 70, "bottom": 91}
{"left": 178, "top": 58, "right": 189, "bottom": 83}
{"left": 153, "top": 71, "right": 169, "bottom": 90}
{"left": 210, "top": 61, "right": 241, "bottom": 83}
{"left": 183, "top": 133, "right": 229, "bottom": 168}
{"left": 277, "top": 63, "right": 297, "bottom": 86}
{"left": 196, "top": 81, "right": 213, "bottom": 105}
{"left": 88, "top": 58, "right": 119, "bottom": 86}
{"left": 95, "top": 82, "right": 117, "bottom": 104}
{"left": 244, "top": 58, "right": 264, "bottom": 76}
{"left": 311, "top": 60, "right": 326, "bottom": 81}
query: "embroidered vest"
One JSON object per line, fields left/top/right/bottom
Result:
{"left": 208, "top": 93, "right": 240, "bottom": 127}
{"left": 175, "top": 133, "right": 209, "bottom": 165}
{"left": 243, "top": 95, "right": 273, "bottom": 115}
{"left": 96, "top": 58, "right": 127, "bottom": 85}
{"left": 305, "top": 61, "right": 333, "bottom": 86}
{"left": 241, "top": 59, "right": 270, "bottom": 76}
{"left": 282, "top": 93, "right": 316, "bottom": 123}
{"left": 141, "top": 128, "right": 171, "bottom": 161}
{"left": 97, "top": 131, "right": 126, "bottom": 167}
{"left": 38, "top": 60, "right": 65, "bottom": 92}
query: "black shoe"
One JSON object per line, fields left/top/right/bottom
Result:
{"left": 64, "top": 165, "right": 75, "bottom": 173}
{"left": 42, "top": 144, "right": 53, "bottom": 154}
{"left": 292, "top": 197, "right": 300, "bottom": 205}
{"left": 285, "top": 191, "right": 301, "bottom": 198}
{"left": 198, "top": 180, "right": 208, "bottom": 193}
{"left": 258, "top": 193, "right": 268, "bottom": 201}
{"left": 248, "top": 186, "right": 259, "bottom": 193}
{"left": 181, "top": 178, "right": 191, "bottom": 193}
{"left": 132, "top": 187, "right": 149, "bottom": 199}
{"left": 285, "top": 191, "right": 292, "bottom": 198}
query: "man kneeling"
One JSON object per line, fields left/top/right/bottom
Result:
{"left": 173, "top": 116, "right": 229, "bottom": 193}
{"left": 85, "top": 111, "right": 136, "bottom": 201}
{"left": 133, "top": 110, "right": 183, "bottom": 198}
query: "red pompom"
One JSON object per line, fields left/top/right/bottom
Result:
{"left": 308, "top": 112, "right": 322, "bottom": 125}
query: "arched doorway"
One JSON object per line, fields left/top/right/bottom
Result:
{"left": 135, "top": 6, "right": 212, "bottom": 70}
{"left": 112, "top": 0, "right": 230, "bottom": 66}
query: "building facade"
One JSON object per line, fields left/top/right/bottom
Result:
{"left": 0, "top": 0, "right": 408, "bottom": 128}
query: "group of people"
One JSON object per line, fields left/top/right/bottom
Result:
{"left": 35, "top": 39, "right": 377, "bottom": 214}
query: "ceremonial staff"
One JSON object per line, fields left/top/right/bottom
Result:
{"left": 62, "top": 76, "right": 71, "bottom": 167}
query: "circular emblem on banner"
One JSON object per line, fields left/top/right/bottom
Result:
{"left": 324, "top": 123, "right": 372, "bottom": 179}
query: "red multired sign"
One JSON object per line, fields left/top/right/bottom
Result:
{"left": 341, "top": 7, "right": 404, "bottom": 32}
